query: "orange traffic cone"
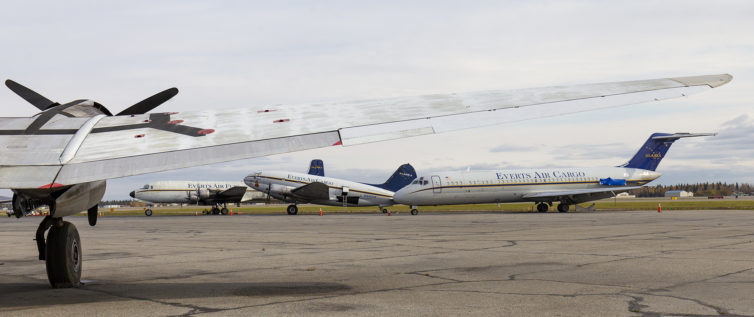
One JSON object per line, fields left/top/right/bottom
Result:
{"left": 319, "top": 208, "right": 323, "bottom": 216}
{"left": 388, "top": 211, "right": 391, "bottom": 216}
{"left": 230, "top": 210, "right": 233, "bottom": 216}
{"left": 195, "top": 211, "right": 198, "bottom": 216}
{"left": 658, "top": 203, "right": 662, "bottom": 213}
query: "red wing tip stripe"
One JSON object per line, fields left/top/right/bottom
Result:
{"left": 198, "top": 129, "right": 215, "bottom": 135}
{"left": 332, "top": 140, "right": 342, "bottom": 146}
{"left": 38, "top": 183, "right": 64, "bottom": 189}
{"left": 168, "top": 120, "right": 184, "bottom": 125}
{"left": 273, "top": 119, "right": 290, "bottom": 123}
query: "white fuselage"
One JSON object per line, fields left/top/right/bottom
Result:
{"left": 132, "top": 181, "right": 259, "bottom": 204}
{"left": 394, "top": 167, "right": 660, "bottom": 205}
{"left": 245, "top": 171, "right": 395, "bottom": 207}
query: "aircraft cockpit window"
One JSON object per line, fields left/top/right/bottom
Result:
{"left": 422, "top": 181, "right": 429, "bottom": 185}
{"left": 142, "top": 184, "right": 149, "bottom": 189}
{"left": 412, "top": 180, "right": 419, "bottom": 185}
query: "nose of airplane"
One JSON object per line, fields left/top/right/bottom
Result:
{"left": 129, "top": 191, "right": 135, "bottom": 198}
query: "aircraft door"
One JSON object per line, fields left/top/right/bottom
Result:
{"left": 431, "top": 175, "right": 442, "bottom": 194}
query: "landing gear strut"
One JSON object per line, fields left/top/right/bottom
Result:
{"left": 287, "top": 204, "right": 298, "bottom": 215}
{"left": 36, "top": 216, "right": 82, "bottom": 288}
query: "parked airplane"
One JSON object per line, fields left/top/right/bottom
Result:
{"left": 394, "top": 133, "right": 714, "bottom": 214}
{"left": 245, "top": 162, "right": 416, "bottom": 214}
{"left": 0, "top": 74, "right": 731, "bottom": 288}
{"left": 129, "top": 181, "right": 257, "bottom": 216}
{"left": 129, "top": 160, "right": 324, "bottom": 216}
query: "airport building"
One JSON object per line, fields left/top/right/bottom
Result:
{"left": 665, "top": 190, "right": 694, "bottom": 198}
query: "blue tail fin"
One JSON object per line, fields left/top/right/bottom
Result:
{"left": 307, "top": 159, "right": 324, "bottom": 176}
{"left": 620, "top": 132, "right": 715, "bottom": 171}
{"left": 367, "top": 164, "right": 417, "bottom": 192}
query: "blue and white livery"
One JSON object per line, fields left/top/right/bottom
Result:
{"left": 394, "top": 133, "right": 714, "bottom": 214}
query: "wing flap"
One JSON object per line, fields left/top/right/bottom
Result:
{"left": 55, "top": 132, "right": 339, "bottom": 185}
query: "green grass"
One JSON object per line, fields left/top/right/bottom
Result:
{"left": 95, "top": 199, "right": 754, "bottom": 216}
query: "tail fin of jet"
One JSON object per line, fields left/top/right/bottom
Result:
{"left": 619, "top": 132, "right": 715, "bottom": 171}
{"left": 307, "top": 159, "right": 324, "bottom": 176}
{"left": 367, "top": 164, "right": 417, "bottom": 192}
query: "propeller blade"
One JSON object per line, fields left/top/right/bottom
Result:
{"left": 116, "top": 87, "right": 179, "bottom": 116}
{"left": 5, "top": 79, "right": 59, "bottom": 110}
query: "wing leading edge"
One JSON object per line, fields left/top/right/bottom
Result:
{"left": 0, "top": 74, "right": 732, "bottom": 188}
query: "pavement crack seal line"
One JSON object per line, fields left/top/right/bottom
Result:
{"left": 624, "top": 291, "right": 744, "bottom": 317}
{"left": 79, "top": 286, "right": 223, "bottom": 316}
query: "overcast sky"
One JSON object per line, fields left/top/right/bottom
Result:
{"left": 0, "top": 1, "right": 752, "bottom": 200}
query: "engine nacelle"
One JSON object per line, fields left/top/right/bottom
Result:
{"left": 270, "top": 184, "right": 294, "bottom": 195}
{"left": 52, "top": 180, "right": 107, "bottom": 218}
{"left": 197, "top": 188, "right": 211, "bottom": 200}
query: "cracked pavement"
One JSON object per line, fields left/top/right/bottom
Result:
{"left": 1, "top": 209, "right": 753, "bottom": 316}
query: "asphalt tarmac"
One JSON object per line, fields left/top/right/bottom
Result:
{"left": 2, "top": 210, "right": 753, "bottom": 316}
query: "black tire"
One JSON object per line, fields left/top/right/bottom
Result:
{"left": 381, "top": 208, "right": 388, "bottom": 214}
{"left": 537, "top": 203, "right": 548, "bottom": 213}
{"left": 221, "top": 207, "right": 229, "bottom": 215}
{"left": 145, "top": 209, "right": 153, "bottom": 216}
{"left": 286, "top": 205, "right": 298, "bottom": 215}
{"left": 46, "top": 221, "right": 82, "bottom": 288}
{"left": 211, "top": 207, "right": 219, "bottom": 215}
{"left": 557, "top": 204, "right": 570, "bottom": 213}
{"left": 410, "top": 209, "right": 418, "bottom": 216}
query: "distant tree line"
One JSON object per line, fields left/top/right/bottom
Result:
{"left": 629, "top": 182, "right": 754, "bottom": 197}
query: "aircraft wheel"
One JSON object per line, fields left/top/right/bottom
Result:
{"left": 46, "top": 221, "right": 82, "bottom": 288}
{"left": 537, "top": 203, "right": 548, "bottom": 213}
{"left": 286, "top": 205, "right": 298, "bottom": 215}
{"left": 381, "top": 208, "right": 388, "bottom": 214}
{"left": 410, "top": 209, "right": 419, "bottom": 216}
{"left": 557, "top": 204, "right": 570, "bottom": 213}
{"left": 221, "top": 207, "right": 229, "bottom": 215}
{"left": 145, "top": 209, "right": 153, "bottom": 216}
{"left": 211, "top": 207, "right": 220, "bottom": 215}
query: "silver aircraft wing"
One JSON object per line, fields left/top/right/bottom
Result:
{"left": 0, "top": 74, "right": 732, "bottom": 188}
{"left": 290, "top": 182, "right": 331, "bottom": 201}
{"left": 212, "top": 186, "right": 249, "bottom": 203}
{"left": 522, "top": 186, "right": 644, "bottom": 203}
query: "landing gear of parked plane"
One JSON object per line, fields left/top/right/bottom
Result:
{"left": 557, "top": 204, "right": 570, "bottom": 213}
{"left": 410, "top": 209, "right": 419, "bottom": 215}
{"left": 380, "top": 208, "right": 388, "bottom": 214}
{"left": 144, "top": 208, "right": 153, "bottom": 216}
{"left": 537, "top": 203, "right": 549, "bottom": 213}
{"left": 35, "top": 216, "right": 82, "bottom": 288}
{"left": 287, "top": 204, "right": 298, "bottom": 215}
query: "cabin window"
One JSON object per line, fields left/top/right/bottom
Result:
{"left": 142, "top": 184, "right": 149, "bottom": 189}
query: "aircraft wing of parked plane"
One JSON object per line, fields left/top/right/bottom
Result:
{"left": 521, "top": 186, "right": 645, "bottom": 201}
{"left": 290, "top": 182, "right": 331, "bottom": 201}
{"left": 0, "top": 74, "right": 731, "bottom": 189}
